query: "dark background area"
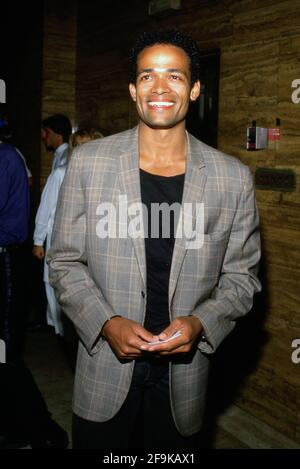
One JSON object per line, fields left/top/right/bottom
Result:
{"left": 1, "top": 2, "right": 44, "bottom": 206}
{"left": 1, "top": 2, "right": 47, "bottom": 327}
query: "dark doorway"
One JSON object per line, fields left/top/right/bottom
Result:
{"left": 186, "top": 49, "right": 220, "bottom": 149}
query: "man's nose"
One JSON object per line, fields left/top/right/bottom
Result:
{"left": 152, "top": 76, "right": 170, "bottom": 94}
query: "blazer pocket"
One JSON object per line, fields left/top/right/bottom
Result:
{"left": 184, "top": 231, "right": 229, "bottom": 279}
{"left": 203, "top": 231, "right": 229, "bottom": 243}
{"left": 185, "top": 231, "right": 228, "bottom": 252}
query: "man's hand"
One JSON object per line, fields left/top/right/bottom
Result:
{"left": 33, "top": 245, "right": 45, "bottom": 260}
{"left": 140, "top": 316, "right": 203, "bottom": 356}
{"left": 101, "top": 316, "right": 156, "bottom": 360}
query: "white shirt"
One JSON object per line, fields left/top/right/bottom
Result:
{"left": 33, "top": 165, "right": 67, "bottom": 247}
{"left": 52, "top": 142, "right": 68, "bottom": 170}
{"left": 33, "top": 143, "right": 69, "bottom": 246}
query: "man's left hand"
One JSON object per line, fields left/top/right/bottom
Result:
{"left": 140, "top": 316, "right": 203, "bottom": 356}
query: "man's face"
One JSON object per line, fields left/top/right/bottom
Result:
{"left": 129, "top": 44, "right": 200, "bottom": 130}
{"left": 41, "top": 127, "right": 61, "bottom": 152}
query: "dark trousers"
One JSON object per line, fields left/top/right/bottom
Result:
{"left": 0, "top": 359, "right": 52, "bottom": 440}
{"left": 0, "top": 247, "right": 28, "bottom": 359}
{"left": 73, "top": 359, "right": 200, "bottom": 450}
{"left": 0, "top": 247, "right": 52, "bottom": 442}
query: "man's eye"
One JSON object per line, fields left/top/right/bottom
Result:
{"left": 171, "top": 75, "right": 181, "bottom": 80}
{"left": 141, "top": 74, "right": 151, "bottom": 81}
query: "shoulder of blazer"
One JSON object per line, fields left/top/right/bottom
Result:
{"left": 187, "top": 131, "right": 251, "bottom": 181}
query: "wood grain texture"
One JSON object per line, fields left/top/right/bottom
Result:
{"left": 40, "top": 0, "right": 77, "bottom": 188}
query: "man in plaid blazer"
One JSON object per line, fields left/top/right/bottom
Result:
{"left": 48, "top": 30, "right": 261, "bottom": 449}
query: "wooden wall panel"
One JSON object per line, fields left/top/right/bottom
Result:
{"left": 40, "top": 0, "right": 77, "bottom": 189}
{"left": 236, "top": 367, "right": 298, "bottom": 440}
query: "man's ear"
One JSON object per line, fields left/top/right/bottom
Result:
{"left": 129, "top": 83, "right": 137, "bottom": 102}
{"left": 190, "top": 80, "right": 201, "bottom": 101}
{"left": 55, "top": 133, "right": 64, "bottom": 146}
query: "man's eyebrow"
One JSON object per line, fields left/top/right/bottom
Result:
{"left": 137, "top": 68, "right": 187, "bottom": 76}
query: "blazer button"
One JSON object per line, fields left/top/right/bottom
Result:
{"left": 141, "top": 291, "right": 145, "bottom": 298}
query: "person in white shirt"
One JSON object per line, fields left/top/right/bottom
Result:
{"left": 33, "top": 114, "right": 72, "bottom": 335}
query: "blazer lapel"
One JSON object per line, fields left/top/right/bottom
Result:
{"left": 117, "top": 127, "right": 207, "bottom": 301}
{"left": 117, "top": 127, "right": 147, "bottom": 288}
{"left": 169, "top": 133, "right": 207, "bottom": 306}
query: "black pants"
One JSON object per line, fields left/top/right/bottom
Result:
{"left": 0, "top": 358, "right": 52, "bottom": 440}
{"left": 73, "top": 359, "right": 200, "bottom": 450}
{"left": 0, "top": 247, "right": 28, "bottom": 359}
{"left": 0, "top": 247, "right": 52, "bottom": 442}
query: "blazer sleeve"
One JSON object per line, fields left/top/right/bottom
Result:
{"left": 47, "top": 151, "right": 115, "bottom": 356}
{"left": 193, "top": 167, "right": 261, "bottom": 354}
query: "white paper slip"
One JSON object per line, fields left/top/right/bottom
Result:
{"left": 147, "top": 330, "right": 182, "bottom": 346}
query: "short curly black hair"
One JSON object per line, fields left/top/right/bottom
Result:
{"left": 42, "top": 114, "right": 72, "bottom": 143}
{"left": 129, "top": 29, "right": 200, "bottom": 85}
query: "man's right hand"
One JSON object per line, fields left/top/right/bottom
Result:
{"left": 101, "top": 316, "right": 156, "bottom": 360}
{"left": 33, "top": 245, "right": 45, "bottom": 260}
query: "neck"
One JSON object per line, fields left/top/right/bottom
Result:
{"left": 138, "top": 121, "right": 187, "bottom": 172}
{"left": 54, "top": 141, "right": 65, "bottom": 151}
{"left": 139, "top": 122, "right": 187, "bottom": 164}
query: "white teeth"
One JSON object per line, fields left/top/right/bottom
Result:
{"left": 148, "top": 101, "right": 174, "bottom": 107}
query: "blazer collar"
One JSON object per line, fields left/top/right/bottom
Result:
{"left": 117, "top": 126, "right": 146, "bottom": 286}
{"left": 169, "top": 131, "right": 207, "bottom": 304}
{"left": 117, "top": 126, "right": 206, "bottom": 171}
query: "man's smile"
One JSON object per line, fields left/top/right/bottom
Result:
{"left": 148, "top": 101, "right": 175, "bottom": 108}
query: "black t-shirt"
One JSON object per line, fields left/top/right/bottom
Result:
{"left": 140, "top": 168, "right": 185, "bottom": 335}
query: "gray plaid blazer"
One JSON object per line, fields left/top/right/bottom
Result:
{"left": 48, "top": 126, "right": 261, "bottom": 437}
